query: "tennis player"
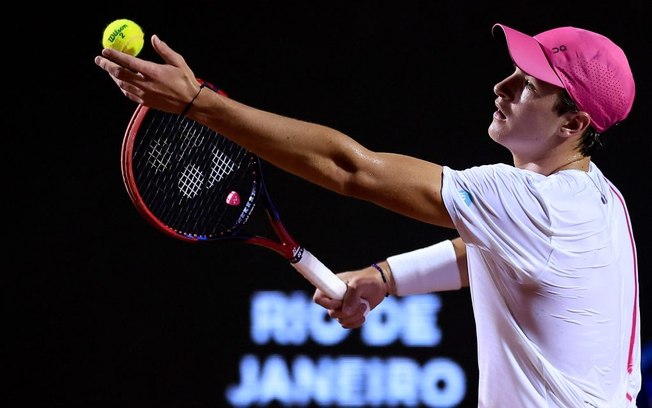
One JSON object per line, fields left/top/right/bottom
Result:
{"left": 95, "top": 23, "right": 640, "bottom": 407}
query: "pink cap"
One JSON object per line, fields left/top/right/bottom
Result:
{"left": 493, "top": 24, "right": 635, "bottom": 132}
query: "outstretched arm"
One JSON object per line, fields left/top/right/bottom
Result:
{"left": 95, "top": 35, "right": 453, "bottom": 227}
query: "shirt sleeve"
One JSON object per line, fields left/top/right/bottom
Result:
{"left": 440, "top": 164, "right": 553, "bottom": 281}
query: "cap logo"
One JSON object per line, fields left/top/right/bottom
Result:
{"left": 552, "top": 45, "right": 567, "bottom": 53}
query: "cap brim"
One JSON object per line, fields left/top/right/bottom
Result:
{"left": 493, "top": 24, "right": 563, "bottom": 88}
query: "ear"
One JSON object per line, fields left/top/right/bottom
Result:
{"left": 560, "top": 111, "right": 591, "bottom": 138}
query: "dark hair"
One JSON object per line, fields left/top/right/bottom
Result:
{"left": 554, "top": 91, "right": 604, "bottom": 156}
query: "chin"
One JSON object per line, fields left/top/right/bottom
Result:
{"left": 487, "top": 123, "right": 501, "bottom": 143}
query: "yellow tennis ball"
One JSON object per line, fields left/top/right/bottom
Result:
{"left": 102, "top": 19, "right": 144, "bottom": 56}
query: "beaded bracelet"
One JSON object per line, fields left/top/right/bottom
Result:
{"left": 371, "top": 263, "right": 389, "bottom": 297}
{"left": 180, "top": 83, "right": 205, "bottom": 116}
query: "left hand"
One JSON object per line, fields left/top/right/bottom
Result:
{"left": 94, "top": 34, "right": 201, "bottom": 115}
{"left": 313, "top": 267, "right": 388, "bottom": 329}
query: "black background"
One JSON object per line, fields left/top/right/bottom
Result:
{"left": 8, "top": 1, "right": 651, "bottom": 407}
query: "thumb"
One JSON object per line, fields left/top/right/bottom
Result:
{"left": 342, "top": 286, "right": 369, "bottom": 316}
{"left": 151, "top": 35, "right": 190, "bottom": 69}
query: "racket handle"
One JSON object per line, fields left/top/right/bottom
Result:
{"left": 292, "top": 249, "right": 370, "bottom": 316}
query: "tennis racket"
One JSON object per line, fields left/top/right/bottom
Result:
{"left": 120, "top": 80, "right": 369, "bottom": 312}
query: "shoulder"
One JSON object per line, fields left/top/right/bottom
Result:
{"left": 443, "top": 163, "right": 541, "bottom": 192}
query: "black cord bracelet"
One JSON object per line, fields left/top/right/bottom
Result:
{"left": 180, "top": 83, "right": 206, "bottom": 116}
{"left": 371, "top": 263, "right": 389, "bottom": 297}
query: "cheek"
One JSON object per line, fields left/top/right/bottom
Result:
{"left": 488, "top": 107, "right": 550, "bottom": 148}
{"left": 515, "top": 105, "right": 555, "bottom": 131}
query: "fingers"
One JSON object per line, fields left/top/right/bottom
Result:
{"left": 96, "top": 41, "right": 174, "bottom": 87}
{"left": 313, "top": 289, "right": 342, "bottom": 310}
{"left": 330, "top": 302, "right": 368, "bottom": 329}
{"left": 94, "top": 52, "right": 144, "bottom": 92}
{"left": 95, "top": 55, "right": 139, "bottom": 82}
{"left": 94, "top": 36, "right": 199, "bottom": 113}
{"left": 94, "top": 54, "right": 146, "bottom": 104}
{"left": 97, "top": 48, "right": 146, "bottom": 76}
{"left": 314, "top": 286, "right": 367, "bottom": 329}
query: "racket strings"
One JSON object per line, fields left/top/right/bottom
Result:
{"left": 132, "top": 110, "right": 260, "bottom": 238}
{"left": 145, "top": 137, "right": 173, "bottom": 173}
{"left": 207, "top": 145, "right": 238, "bottom": 187}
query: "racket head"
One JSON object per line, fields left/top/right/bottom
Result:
{"left": 121, "top": 95, "right": 263, "bottom": 243}
{"left": 119, "top": 86, "right": 365, "bottom": 308}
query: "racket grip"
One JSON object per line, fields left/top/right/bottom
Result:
{"left": 292, "top": 249, "right": 370, "bottom": 316}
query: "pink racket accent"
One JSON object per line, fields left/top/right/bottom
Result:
{"left": 226, "top": 191, "right": 241, "bottom": 206}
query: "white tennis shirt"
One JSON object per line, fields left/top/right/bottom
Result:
{"left": 441, "top": 162, "right": 640, "bottom": 407}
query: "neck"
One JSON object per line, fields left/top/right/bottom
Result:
{"left": 514, "top": 154, "right": 591, "bottom": 176}
{"left": 548, "top": 155, "right": 590, "bottom": 175}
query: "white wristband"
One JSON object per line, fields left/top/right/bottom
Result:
{"left": 386, "top": 240, "right": 461, "bottom": 296}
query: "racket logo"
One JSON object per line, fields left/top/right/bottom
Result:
{"left": 179, "top": 163, "right": 204, "bottom": 199}
{"left": 226, "top": 191, "right": 241, "bottom": 206}
{"left": 208, "top": 146, "right": 238, "bottom": 187}
{"left": 146, "top": 138, "right": 173, "bottom": 172}
{"left": 178, "top": 146, "right": 239, "bottom": 199}
{"left": 291, "top": 246, "right": 304, "bottom": 263}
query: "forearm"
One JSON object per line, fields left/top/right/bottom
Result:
{"left": 187, "top": 84, "right": 452, "bottom": 226}
{"left": 189, "top": 89, "right": 366, "bottom": 193}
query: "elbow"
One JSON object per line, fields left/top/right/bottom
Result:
{"left": 318, "top": 145, "right": 381, "bottom": 200}
{"left": 317, "top": 165, "right": 370, "bottom": 200}
{"left": 323, "top": 151, "right": 371, "bottom": 198}
{"left": 335, "top": 168, "right": 379, "bottom": 201}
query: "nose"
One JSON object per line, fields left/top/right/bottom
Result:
{"left": 493, "top": 73, "right": 516, "bottom": 100}
{"left": 493, "top": 83, "right": 503, "bottom": 97}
